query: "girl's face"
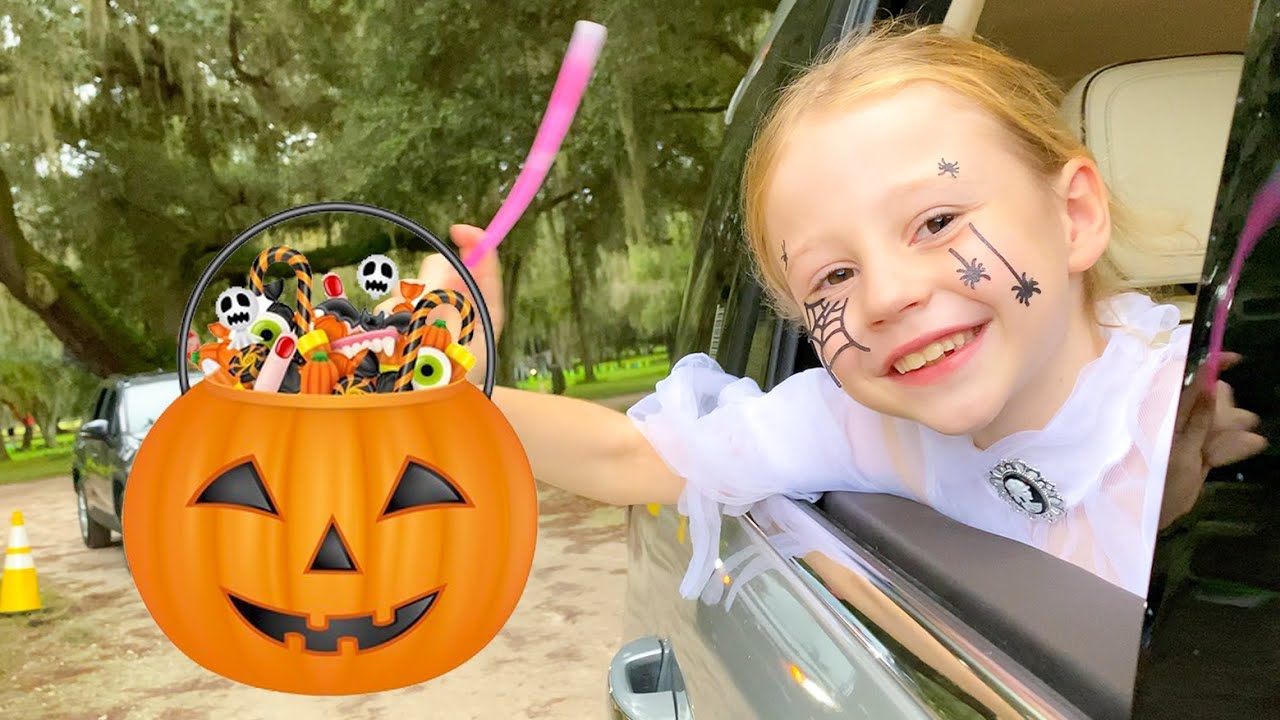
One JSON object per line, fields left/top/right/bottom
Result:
{"left": 764, "top": 83, "right": 1109, "bottom": 440}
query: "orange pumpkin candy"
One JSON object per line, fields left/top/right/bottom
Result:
{"left": 122, "top": 377, "right": 537, "bottom": 694}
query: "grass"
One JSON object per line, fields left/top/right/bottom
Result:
{"left": 0, "top": 434, "right": 74, "bottom": 485}
{"left": 0, "top": 452, "right": 72, "bottom": 485}
{"left": 515, "top": 352, "right": 670, "bottom": 399}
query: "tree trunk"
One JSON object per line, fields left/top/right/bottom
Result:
{"left": 613, "top": 69, "right": 649, "bottom": 248}
{"left": 37, "top": 415, "right": 58, "bottom": 450}
{"left": 0, "top": 432, "right": 10, "bottom": 462}
{"left": 21, "top": 423, "right": 33, "bottom": 452}
{"left": 0, "top": 163, "right": 164, "bottom": 376}
{"left": 495, "top": 250, "right": 527, "bottom": 388}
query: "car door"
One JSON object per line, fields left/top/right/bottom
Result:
{"left": 1133, "top": 2, "right": 1280, "bottom": 715}
{"left": 83, "top": 386, "right": 118, "bottom": 514}
{"left": 613, "top": 2, "right": 987, "bottom": 718}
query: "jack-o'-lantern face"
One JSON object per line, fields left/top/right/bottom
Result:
{"left": 196, "top": 456, "right": 464, "bottom": 654}
{"left": 123, "top": 379, "right": 537, "bottom": 695}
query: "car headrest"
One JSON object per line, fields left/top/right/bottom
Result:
{"left": 1061, "top": 54, "right": 1243, "bottom": 288}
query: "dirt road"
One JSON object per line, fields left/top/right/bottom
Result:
{"left": 0, "top": 392, "right": 649, "bottom": 720}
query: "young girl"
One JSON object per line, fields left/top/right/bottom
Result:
{"left": 384, "top": 22, "right": 1265, "bottom": 601}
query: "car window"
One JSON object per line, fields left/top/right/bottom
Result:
{"left": 724, "top": 0, "right": 798, "bottom": 127}
{"left": 743, "top": 305, "right": 781, "bottom": 387}
{"left": 673, "top": 0, "right": 861, "bottom": 367}
{"left": 1136, "top": 2, "right": 1280, "bottom": 715}
{"left": 89, "top": 388, "right": 107, "bottom": 421}
{"left": 120, "top": 378, "right": 198, "bottom": 436}
{"left": 99, "top": 389, "right": 118, "bottom": 428}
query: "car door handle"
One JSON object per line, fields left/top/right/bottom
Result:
{"left": 608, "top": 636, "right": 692, "bottom": 719}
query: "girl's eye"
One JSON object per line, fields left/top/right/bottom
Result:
{"left": 915, "top": 213, "right": 957, "bottom": 243}
{"left": 823, "top": 268, "right": 855, "bottom": 287}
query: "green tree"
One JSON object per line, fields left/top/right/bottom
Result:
{"left": 0, "top": 0, "right": 775, "bottom": 385}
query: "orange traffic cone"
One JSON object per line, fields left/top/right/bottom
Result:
{"left": 1, "top": 511, "right": 42, "bottom": 613}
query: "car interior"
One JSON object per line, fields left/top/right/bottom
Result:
{"left": 765, "top": 0, "right": 1258, "bottom": 717}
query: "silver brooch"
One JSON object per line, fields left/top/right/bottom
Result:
{"left": 988, "top": 459, "right": 1064, "bottom": 522}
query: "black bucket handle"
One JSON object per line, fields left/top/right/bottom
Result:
{"left": 177, "top": 201, "right": 496, "bottom": 398}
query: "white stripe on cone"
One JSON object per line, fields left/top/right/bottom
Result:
{"left": 7, "top": 522, "right": 30, "bottom": 551}
{"left": 5, "top": 521, "right": 33, "bottom": 569}
{"left": 4, "top": 553, "right": 33, "bottom": 570}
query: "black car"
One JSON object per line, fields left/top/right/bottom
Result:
{"left": 72, "top": 371, "right": 197, "bottom": 550}
{"left": 611, "top": 1, "right": 1279, "bottom": 719}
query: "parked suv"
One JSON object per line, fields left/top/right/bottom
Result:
{"left": 610, "top": 1, "right": 1278, "bottom": 719}
{"left": 72, "top": 371, "right": 197, "bottom": 550}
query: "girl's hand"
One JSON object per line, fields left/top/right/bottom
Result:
{"left": 1162, "top": 352, "right": 1268, "bottom": 528}
{"left": 377, "top": 224, "right": 504, "bottom": 384}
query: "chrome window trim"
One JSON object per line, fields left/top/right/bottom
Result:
{"left": 750, "top": 500, "right": 1090, "bottom": 719}
{"left": 724, "top": 0, "right": 798, "bottom": 127}
{"left": 841, "top": 0, "right": 880, "bottom": 37}
{"left": 726, "top": 509, "right": 947, "bottom": 715}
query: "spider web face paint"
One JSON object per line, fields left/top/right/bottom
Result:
{"left": 803, "top": 296, "right": 870, "bottom": 387}
{"left": 967, "top": 224, "right": 1041, "bottom": 306}
{"left": 949, "top": 248, "right": 991, "bottom": 289}
{"left": 938, "top": 158, "right": 960, "bottom": 178}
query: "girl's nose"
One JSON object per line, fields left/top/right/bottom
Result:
{"left": 860, "top": 255, "right": 933, "bottom": 327}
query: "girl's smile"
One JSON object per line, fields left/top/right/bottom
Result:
{"left": 763, "top": 81, "right": 1112, "bottom": 443}
{"left": 883, "top": 322, "right": 988, "bottom": 385}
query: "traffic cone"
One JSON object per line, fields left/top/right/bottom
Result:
{"left": 1, "top": 511, "right": 42, "bottom": 613}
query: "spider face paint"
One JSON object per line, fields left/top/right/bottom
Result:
{"left": 803, "top": 296, "right": 870, "bottom": 387}
{"left": 781, "top": 240, "right": 789, "bottom": 270}
{"left": 949, "top": 248, "right": 991, "bottom": 289}
{"left": 937, "top": 158, "right": 960, "bottom": 178}
{"left": 967, "top": 224, "right": 1041, "bottom": 306}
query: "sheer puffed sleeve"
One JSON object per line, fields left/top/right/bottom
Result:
{"left": 627, "top": 353, "right": 895, "bottom": 597}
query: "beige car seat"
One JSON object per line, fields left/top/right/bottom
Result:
{"left": 1061, "top": 54, "right": 1244, "bottom": 321}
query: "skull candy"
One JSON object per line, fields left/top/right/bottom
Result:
{"left": 216, "top": 286, "right": 259, "bottom": 350}
{"left": 357, "top": 254, "right": 399, "bottom": 299}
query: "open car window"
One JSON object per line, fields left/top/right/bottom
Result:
{"left": 731, "top": 1, "right": 1263, "bottom": 718}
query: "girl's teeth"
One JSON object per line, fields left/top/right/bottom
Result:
{"left": 893, "top": 328, "right": 978, "bottom": 375}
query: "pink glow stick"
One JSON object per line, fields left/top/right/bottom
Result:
{"left": 1201, "top": 165, "right": 1280, "bottom": 393}
{"left": 462, "top": 21, "right": 607, "bottom": 268}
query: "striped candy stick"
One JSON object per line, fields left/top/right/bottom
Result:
{"left": 248, "top": 245, "right": 315, "bottom": 333}
{"left": 393, "top": 298, "right": 438, "bottom": 392}
{"left": 418, "top": 289, "right": 477, "bottom": 345}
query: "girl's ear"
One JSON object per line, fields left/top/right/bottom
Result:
{"left": 1056, "top": 157, "right": 1111, "bottom": 273}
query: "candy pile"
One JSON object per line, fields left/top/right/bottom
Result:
{"left": 189, "top": 246, "right": 476, "bottom": 395}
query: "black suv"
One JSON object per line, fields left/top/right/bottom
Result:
{"left": 72, "top": 371, "right": 195, "bottom": 550}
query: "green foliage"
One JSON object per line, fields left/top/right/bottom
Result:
{"left": 0, "top": 287, "right": 98, "bottom": 437}
{"left": 0, "top": 0, "right": 779, "bottom": 389}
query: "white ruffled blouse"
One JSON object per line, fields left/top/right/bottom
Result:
{"left": 627, "top": 293, "right": 1188, "bottom": 600}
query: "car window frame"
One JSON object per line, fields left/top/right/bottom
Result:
{"left": 89, "top": 387, "right": 108, "bottom": 422}
{"left": 712, "top": 0, "right": 1099, "bottom": 715}
{"left": 102, "top": 387, "right": 120, "bottom": 435}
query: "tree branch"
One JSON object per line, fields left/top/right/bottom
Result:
{"left": 532, "top": 188, "right": 579, "bottom": 215}
{"left": 207, "top": 233, "right": 399, "bottom": 287}
{"left": 701, "top": 33, "right": 753, "bottom": 68}
{"left": 228, "top": 4, "right": 272, "bottom": 90}
{"left": 662, "top": 104, "right": 729, "bottom": 114}
{"left": 0, "top": 162, "right": 164, "bottom": 376}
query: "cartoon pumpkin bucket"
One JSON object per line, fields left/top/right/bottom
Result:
{"left": 123, "top": 202, "right": 536, "bottom": 695}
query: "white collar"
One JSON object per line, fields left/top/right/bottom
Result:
{"left": 919, "top": 293, "right": 1185, "bottom": 518}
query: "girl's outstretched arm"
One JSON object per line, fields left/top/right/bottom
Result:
{"left": 377, "top": 223, "right": 684, "bottom": 506}
{"left": 492, "top": 385, "right": 685, "bottom": 507}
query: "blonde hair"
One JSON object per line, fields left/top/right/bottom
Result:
{"left": 742, "top": 21, "right": 1130, "bottom": 325}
